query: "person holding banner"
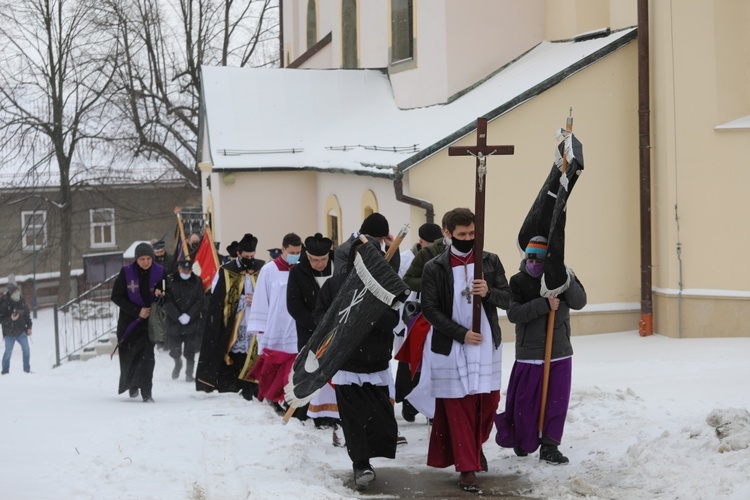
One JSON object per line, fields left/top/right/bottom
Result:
{"left": 110, "top": 242, "right": 165, "bottom": 402}
{"left": 494, "top": 236, "right": 587, "bottom": 465}
{"left": 421, "top": 207, "right": 512, "bottom": 493}
{"left": 313, "top": 236, "right": 400, "bottom": 490}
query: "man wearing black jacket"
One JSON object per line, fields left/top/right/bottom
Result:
{"left": 421, "top": 207, "right": 513, "bottom": 493}
{"left": 0, "top": 283, "right": 33, "bottom": 374}
{"left": 314, "top": 237, "right": 399, "bottom": 490}
{"left": 163, "top": 260, "right": 205, "bottom": 382}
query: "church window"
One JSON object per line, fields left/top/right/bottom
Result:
{"left": 391, "top": 0, "right": 413, "bottom": 63}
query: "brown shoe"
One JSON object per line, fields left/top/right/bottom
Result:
{"left": 458, "top": 471, "right": 481, "bottom": 493}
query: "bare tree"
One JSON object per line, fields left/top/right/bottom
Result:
{"left": 105, "top": 0, "right": 279, "bottom": 187}
{"left": 0, "top": 0, "right": 120, "bottom": 303}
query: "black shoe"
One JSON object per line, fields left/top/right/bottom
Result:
{"left": 479, "top": 449, "right": 488, "bottom": 472}
{"left": 172, "top": 358, "right": 182, "bottom": 379}
{"left": 401, "top": 400, "right": 418, "bottom": 422}
{"left": 540, "top": 444, "right": 569, "bottom": 465}
{"left": 513, "top": 446, "right": 528, "bottom": 457}
{"left": 353, "top": 462, "right": 375, "bottom": 489}
{"left": 129, "top": 388, "right": 139, "bottom": 398}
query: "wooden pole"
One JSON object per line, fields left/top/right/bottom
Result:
{"left": 174, "top": 207, "right": 191, "bottom": 260}
{"left": 538, "top": 110, "right": 573, "bottom": 437}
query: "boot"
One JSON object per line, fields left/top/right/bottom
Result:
{"left": 172, "top": 357, "right": 182, "bottom": 380}
{"left": 185, "top": 358, "right": 195, "bottom": 382}
{"left": 539, "top": 444, "right": 569, "bottom": 465}
{"left": 353, "top": 461, "right": 375, "bottom": 489}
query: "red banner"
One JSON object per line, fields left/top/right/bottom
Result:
{"left": 193, "top": 229, "right": 219, "bottom": 292}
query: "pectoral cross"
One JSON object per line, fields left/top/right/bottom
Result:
{"left": 449, "top": 117, "right": 514, "bottom": 332}
{"left": 127, "top": 280, "right": 139, "bottom": 294}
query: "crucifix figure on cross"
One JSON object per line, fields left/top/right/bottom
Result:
{"left": 448, "top": 117, "right": 514, "bottom": 332}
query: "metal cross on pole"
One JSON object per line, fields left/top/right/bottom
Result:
{"left": 448, "top": 117, "right": 514, "bottom": 332}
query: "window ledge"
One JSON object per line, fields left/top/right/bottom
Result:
{"left": 715, "top": 115, "right": 750, "bottom": 130}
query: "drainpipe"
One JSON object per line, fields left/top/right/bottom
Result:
{"left": 638, "top": 0, "right": 653, "bottom": 336}
{"left": 279, "top": 0, "right": 284, "bottom": 68}
{"left": 393, "top": 175, "right": 435, "bottom": 224}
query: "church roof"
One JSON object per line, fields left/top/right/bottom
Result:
{"left": 200, "top": 27, "right": 636, "bottom": 180}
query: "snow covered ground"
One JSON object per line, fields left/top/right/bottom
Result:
{"left": 1, "top": 307, "right": 748, "bottom": 499}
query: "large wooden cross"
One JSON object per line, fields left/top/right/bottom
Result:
{"left": 448, "top": 117, "right": 514, "bottom": 332}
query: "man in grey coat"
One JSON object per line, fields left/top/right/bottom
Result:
{"left": 494, "top": 235, "right": 587, "bottom": 465}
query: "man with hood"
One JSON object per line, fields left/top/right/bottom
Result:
{"left": 195, "top": 233, "right": 264, "bottom": 399}
{"left": 0, "top": 283, "right": 33, "bottom": 374}
{"left": 494, "top": 236, "right": 587, "bottom": 465}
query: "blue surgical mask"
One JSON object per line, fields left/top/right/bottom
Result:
{"left": 179, "top": 272, "right": 192, "bottom": 281}
{"left": 285, "top": 254, "right": 300, "bottom": 265}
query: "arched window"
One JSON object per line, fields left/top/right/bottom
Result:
{"left": 307, "top": 0, "right": 318, "bottom": 50}
{"left": 325, "top": 194, "right": 342, "bottom": 247}
{"left": 361, "top": 190, "right": 378, "bottom": 220}
{"left": 342, "top": 0, "right": 358, "bottom": 68}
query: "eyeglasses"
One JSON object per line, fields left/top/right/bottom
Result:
{"left": 307, "top": 255, "right": 329, "bottom": 264}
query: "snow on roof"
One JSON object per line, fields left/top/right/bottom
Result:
{"left": 201, "top": 28, "right": 636, "bottom": 179}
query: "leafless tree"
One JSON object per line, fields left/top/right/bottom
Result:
{"left": 105, "top": 0, "right": 279, "bottom": 187}
{"left": 0, "top": 0, "right": 121, "bottom": 303}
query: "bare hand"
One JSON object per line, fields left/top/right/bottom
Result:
{"left": 384, "top": 233, "right": 395, "bottom": 246}
{"left": 245, "top": 293, "right": 253, "bottom": 307}
{"left": 11, "top": 313, "right": 19, "bottom": 321}
{"left": 471, "top": 278, "right": 489, "bottom": 297}
{"left": 548, "top": 297, "right": 560, "bottom": 311}
{"left": 139, "top": 307, "right": 151, "bottom": 319}
{"left": 464, "top": 330, "right": 483, "bottom": 346}
{"left": 26, "top": 329, "right": 32, "bottom": 336}
{"left": 154, "top": 289, "right": 164, "bottom": 298}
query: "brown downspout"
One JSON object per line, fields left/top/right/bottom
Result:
{"left": 394, "top": 176, "right": 435, "bottom": 224}
{"left": 278, "top": 0, "right": 284, "bottom": 67}
{"left": 638, "top": 0, "right": 653, "bottom": 336}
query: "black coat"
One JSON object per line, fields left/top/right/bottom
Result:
{"left": 313, "top": 274, "right": 398, "bottom": 374}
{"left": 421, "top": 249, "right": 513, "bottom": 355}
{"left": 507, "top": 261, "right": 587, "bottom": 360}
{"left": 163, "top": 271, "right": 205, "bottom": 338}
{"left": 0, "top": 295, "right": 32, "bottom": 337}
{"left": 333, "top": 233, "right": 400, "bottom": 277}
{"left": 286, "top": 255, "right": 333, "bottom": 351}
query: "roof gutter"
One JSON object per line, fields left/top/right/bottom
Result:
{"left": 393, "top": 175, "right": 434, "bottom": 224}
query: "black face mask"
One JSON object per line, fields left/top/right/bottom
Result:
{"left": 452, "top": 238, "right": 475, "bottom": 253}
{"left": 240, "top": 257, "right": 255, "bottom": 269}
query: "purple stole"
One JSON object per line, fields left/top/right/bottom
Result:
{"left": 111, "top": 263, "right": 165, "bottom": 358}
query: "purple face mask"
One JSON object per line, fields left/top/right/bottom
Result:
{"left": 526, "top": 261, "right": 544, "bottom": 277}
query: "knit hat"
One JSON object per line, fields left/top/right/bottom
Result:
{"left": 525, "top": 236, "right": 548, "bottom": 261}
{"left": 418, "top": 223, "right": 443, "bottom": 243}
{"left": 6, "top": 283, "right": 19, "bottom": 295}
{"left": 237, "top": 233, "right": 258, "bottom": 253}
{"left": 304, "top": 233, "right": 333, "bottom": 257}
{"left": 359, "top": 213, "right": 389, "bottom": 238}
{"left": 135, "top": 242, "right": 155, "bottom": 260}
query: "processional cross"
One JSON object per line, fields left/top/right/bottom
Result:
{"left": 448, "top": 117, "right": 514, "bottom": 332}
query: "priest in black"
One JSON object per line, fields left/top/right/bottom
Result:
{"left": 195, "top": 233, "right": 264, "bottom": 399}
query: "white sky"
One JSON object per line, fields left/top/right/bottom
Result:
{"left": 1, "top": 306, "right": 748, "bottom": 499}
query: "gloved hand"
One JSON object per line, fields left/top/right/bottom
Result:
{"left": 178, "top": 313, "right": 190, "bottom": 325}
